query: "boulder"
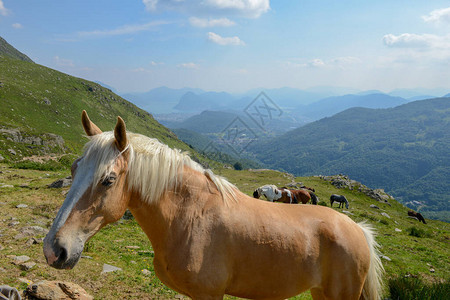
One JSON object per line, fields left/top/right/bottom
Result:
{"left": 24, "top": 281, "right": 93, "bottom": 300}
{"left": 48, "top": 176, "right": 72, "bottom": 188}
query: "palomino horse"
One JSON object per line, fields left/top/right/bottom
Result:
{"left": 253, "top": 184, "right": 294, "bottom": 203}
{"left": 330, "top": 194, "right": 349, "bottom": 209}
{"left": 44, "top": 111, "right": 384, "bottom": 300}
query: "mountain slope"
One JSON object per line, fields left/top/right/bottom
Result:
{"left": 249, "top": 98, "right": 450, "bottom": 220}
{"left": 0, "top": 37, "right": 33, "bottom": 63}
{"left": 0, "top": 55, "right": 190, "bottom": 159}
{"left": 293, "top": 93, "right": 410, "bottom": 122}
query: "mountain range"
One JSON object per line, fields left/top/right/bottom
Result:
{"left": 248, "top": 98, "right": 450, "bottom": 221}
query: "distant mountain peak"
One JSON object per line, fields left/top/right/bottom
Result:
{"left": 0, "top": 36, "right": 34, "bottom": 63}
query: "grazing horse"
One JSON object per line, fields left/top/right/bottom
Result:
{"left": 253, "top": 184, "right": 293, "bottom": 203}
{"left": 330, "top": 194, "right": 349, "bottom": 209}
{"left": 408, "top": 210, "right": 427, "bottom": 224}
{"left": 300, "top": 185, "right": 315, "bottom": 193}
{"left": 281, "top": 188, "right": 316, "bottom": 205}
{"left": 44, "top": 111, "right": 384, "bottom": 300}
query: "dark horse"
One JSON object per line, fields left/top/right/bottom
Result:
{"left": 408, "top": 210, "right": 427, "bottom": 224}
{"left": 330, "top": 194, "right": 349, "bottom": 209}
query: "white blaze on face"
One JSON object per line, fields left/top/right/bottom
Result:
{"left": 44, "top": 157, "right": 97, "bottom": 248}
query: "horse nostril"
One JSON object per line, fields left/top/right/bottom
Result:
{"left": 58, "top": 245, "right": 68, "bottom": 262}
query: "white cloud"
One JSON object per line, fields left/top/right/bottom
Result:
{"left": 143, "top": 0, "right": 159, "bottom": 11}
{"left": 204, "top": 0, "right": 270, "bottom": 18}
{"left": 143, "top": 0, "right": 269, "bottom": 18}
{"left": 0, "top": 0, "right": 9, "bottom": 16}
{"left": 12, "top": 23, "right": 23, "bottom": 29}
{"left": 177, "top": 62, "right": 199, "bottom": 69}
{"left": 54, "top": 56, "right": 75, "bottom": 67}
{"left": 422, "top": 7, "right": 450, "bottom": 24}
{"left": 207, "top": 32, "right": 245, "bottom": 45}
{"left": 76, "top": 21, "right": 167, "bottom": 38}
{"left": 189, "top": 17, "right": 235, "bottom": 27}
{"left": 150, "top": 61, "right": 164, "bottom": 66}
{"left": 286, "top": 57, "right": 360, "bottom": 69}
{"left": 383, "top": 33, "right": 450, "bottom": 49}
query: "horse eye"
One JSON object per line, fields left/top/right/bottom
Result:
{"left": 101, "top": 174, "right": 117, "bottom": 187}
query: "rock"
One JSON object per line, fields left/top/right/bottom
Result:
{"left": 381, "top": 212, "right": 391, "bottom": 219}
{"left": 125, "top": 246, "right": 140, "bottom": 249}
{"left": 48, "top": 176, "right": 72, "bottom": 188}
{"left": 395, "top": 228, "right": 402, "bottom": 232}
{"left": 141, "top": 269, "right": 151, "bottom": 276}
{"left": 101, "top": 264, "right": 122, "bottom": 274}
{"left": 1, "top": 184, "right": 14, "bottom": 188}
{"left": 430, "top": 268, "right": 435, "bottom": 273}
{"left": 12, "top": 255, "right": 30, "bottom": 265}
{"left": 26, "top": 238, "right": 43, "bottom": 246}
{"left": 16, "top": 204, "right": 28, "bottom": 208}
{"left": 0, "top": 154, "right": 4, "bottom": 161}
{"left": 381, "top": 255, "right": 391, "bottom": 261}
{"left": 24, "top": 281, "right": 93, "bottom": 300}
{"left": 370, "top": 204, "right": 380, "bottom": 209}
{"left": 8, "top": 149, "right": 16, "bottom": 156}
{"left": 20, "top": 261, "right": 36, "bottom": 271}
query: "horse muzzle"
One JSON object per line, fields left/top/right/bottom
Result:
{"left": 43, "top": 235, "right": 83, "bottom": 270}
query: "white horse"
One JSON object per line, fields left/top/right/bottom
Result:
{"left": 253, "top": 184, "right": 294, "bottom": 203}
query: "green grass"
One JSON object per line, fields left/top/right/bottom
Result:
{"left": 0, "top": 56, "right": 192, "bottom": 160}
{"left": 388, "top": 275, "right": 450, "bottom": 300}
{"left": 0, "top": 163, "right": 448, "bottom": 299}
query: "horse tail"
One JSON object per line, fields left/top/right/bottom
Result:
{"left": 358, "top": 222, "right": 384, "bottom": 300}
{"left": 309, "top": 192, "right": 318, "bottom": 205}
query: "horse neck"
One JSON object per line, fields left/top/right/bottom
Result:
{"left": 127, "top": 165, "right": 222, "bottom": 252}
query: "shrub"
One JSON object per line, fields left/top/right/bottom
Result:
{"left": 318, "top": 201, "right": 328, "bottom": 206}
{"left": 389, "top": 275, "right": 450, "bottom": 300}
{"left": 12, "top": 160, "right": 65, "bottom": 171}
{"left": 233, "top": 162, "right": 243, "bottom": 170}
{"left": 408, "top": 226, "right": 431, "bottom": 238}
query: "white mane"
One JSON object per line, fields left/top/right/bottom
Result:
{"left": 81, "top": 131, "right": 237, "bottom": 204}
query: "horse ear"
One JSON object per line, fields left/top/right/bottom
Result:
{"left": 114, "top": 116, "right": 128, "bottom": 152}
{"left": 81, "top": 110, "right": 102, "bottom": 136}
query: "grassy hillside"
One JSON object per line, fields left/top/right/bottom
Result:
{"left": 249, "top": 98, "right": 450, "bottom": 221}
{"left": 0, "top": 55, "right": 191, "bottom": 160}
{"left": 0, "top": 164, "right": 448, "bottom": 299}
{"left": 0, "top": 37, "right": 33, "bottom": 63}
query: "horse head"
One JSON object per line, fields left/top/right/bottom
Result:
{"left": 253, "top": 189, "right": 260, "bottom": 199}
{"left": 43, "top": 111, "right": 132, "bottom": 269}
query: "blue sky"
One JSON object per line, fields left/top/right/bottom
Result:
{"left": 1, "top": 0, "right": 450, "bottom": 93}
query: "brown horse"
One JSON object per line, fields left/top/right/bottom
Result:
{"left": 300, "top": 185, "right": 315, "bottom": 193}
{"left": 408, "top": 210, "right": 427, "bottom": 224}
{"left": 44, "top": 111, "right": 384, "bottom": 300}
{"left": 281, "top": 188, "right": 319, "bottom": 205}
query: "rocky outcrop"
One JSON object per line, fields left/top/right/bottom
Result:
{"left": 318, "top": 174, "right": 393, "bottom": 204}
{"left": 0, "top": 129, "right": 65, "bottom": 149}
